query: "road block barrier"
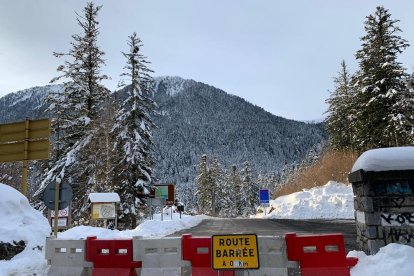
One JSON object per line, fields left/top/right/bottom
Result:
{"left": 133, "top": 236, "right": 191, "bottom": 276}
{"left": 85, "top": 236, "right": 141, "bottom": 276}
{"left": 45, "top": 237, "right": 92, "bottom": 276}
{"left": 285, "top": 232, "right": 358, "bottom": 276}
{"left": 182, "top": 234, "right": 235, "bottom": 276}
{"left": 45, "top": 232, "right": 357, "bottom": 276}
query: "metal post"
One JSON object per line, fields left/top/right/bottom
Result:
{"left": 22, "top": 119, "right": 30, "bottom": 196}
{"left": 115, "top": 203, "right": 118, "bottom": 229}
{"left": 53, "top": 181, "right": 60, "bottom": 237}
{"left": 171, "top": 206, "right": 173, "bottom": 220}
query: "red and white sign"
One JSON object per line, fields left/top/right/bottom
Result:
{"left": 51, "top": 206, "right": 69, "bottom": 217}
{"left": 50, "top": 206, "right": 69, "bottom": 227}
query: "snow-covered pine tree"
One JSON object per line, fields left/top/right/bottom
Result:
{"left": 112, "top": 32, "right": 156, "bottom": 228}
{"left": 353, "top": 6, "right": 410, "bottom": 151}
{"left": 325, "top": 61, "right": 356, "bottom": 150}
{"left": 230, "top": 164, "right": 242, "bottom": 216}
{"left": 218, "top": 168, "right": 234, "bottom": 218}
{"left": 208, "top": 155, "right": 220, "bottom": 215}
{"left": 240, "top": 161, "right": 258, "bottom": 215}
{"left": 37, "top": 2, "right": 109, "bottom": 223}
{"left": 196, "top": 154, "right": 210, "bottom": 214}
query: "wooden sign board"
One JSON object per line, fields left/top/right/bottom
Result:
{"left": 0, "top": 119, "right": 50, "bottom": 143}
{"left": 0, "top": 139, "right": 50, "bottom": 162}
{"left": 212, "top": 234, "right": 259, "bottom": 270}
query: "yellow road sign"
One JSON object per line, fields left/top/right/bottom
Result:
{"left": 0, "top": 139, "right": 50, "bottom": 162}
{"left": 0, "top": 119, "right": 50, "bottom": 143}
{"left": 212, "top": 234, "right": 259, "bottom": 270}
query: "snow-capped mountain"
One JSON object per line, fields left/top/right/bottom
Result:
{"left": 0, "top": 77, "right": 326, "bottom": 192}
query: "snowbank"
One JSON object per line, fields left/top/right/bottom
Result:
{"left": 58, "top": 212, "right": 208, "bottom": 240}
{"left": 255, "top": 181, "right": 354, "bottom": 219}
{"left": 0, "top": 183, "right": 51, "bottom": 275}
{"left": 352, "top": 146, "right": 414, "bottom": 172}
{"left": 349, "top": 243, "right": 414, "bottom": 276}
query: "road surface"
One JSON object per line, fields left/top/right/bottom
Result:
{"left": 170, "top": 218, "right": 357, "bottom": 252}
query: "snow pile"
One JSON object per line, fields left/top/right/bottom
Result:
{"left": 256, "top": 181, "right": 354, "bottom": 219}
{"left": 349, "top": 243, "right": 414, "bottom": 276}
{"left": 58, "top": 212, "right": 208, "bottom": 240}
{"left": 0, "top": 183, "right": 51, "bottom": 275}
{"left": 352, "top": 146, "right": 414, "bottom": 172}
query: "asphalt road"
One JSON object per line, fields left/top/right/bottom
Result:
{"left": 169, "top": 218, "right": 358, "bottom": 252}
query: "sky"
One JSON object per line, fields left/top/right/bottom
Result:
{"left": 0, "top": 0, "right": 413, "bottom": 121}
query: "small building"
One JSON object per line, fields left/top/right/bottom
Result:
{"left": 88, "top": 192, "right": 120, "bottom": 228}
{"left": 348, "top": 147, "right": 414, "bottom": 254}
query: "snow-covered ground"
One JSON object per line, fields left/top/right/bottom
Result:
{"left": 2, "top": 182, "right": 414, "bottom": 275}
{"left": 254, "top": 181, "right": 354, "bottom": 219}
{"left": 0, "top": 183, "right": 206, "bottom": 275}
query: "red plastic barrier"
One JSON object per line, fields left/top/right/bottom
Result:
{"left": 285, "top": 232, "right": 358, "bottom": 276}
{"left": 182, "top": 234, "right": 234, "bottom": 276}
{"left": 85, "top": 236, "right": 141, "bottom": 276}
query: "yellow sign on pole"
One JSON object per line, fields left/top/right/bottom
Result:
{"left": 0, "top": 118, "right": 51, "bottom": 196}
{"left": 0, "top": 140, "right": 50, "bottom": 162}
{"left": 212, "top": 234, "right": 260, "bottom": 270}
{"left": 0, "top": 119, "right": 50, "bottom": 143}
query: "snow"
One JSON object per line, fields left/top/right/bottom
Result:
{"left": 349, "top": 243, "right": 414, "bottom": 276}
{"left": 58, "top": 212, "right": 208, "bottom": 240}
{"left": 88, "top": 192, "right": 120, "bottom": 203}
{"left": 3, "top": 181, "right": 414, "bottom": 275}
{"left": 254, "top": 181, "right": 354, "bottom": 219}
{"left": 0, "top": 183, "right": 51, "bottom": 276}
{"left": 0, "top": 192, "right": 206, "bottom": 275}
{"left": 351, "top": 146, "right": 414, "bottom": 172}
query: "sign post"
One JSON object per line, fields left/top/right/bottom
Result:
{"left": 259, "top": 189, "right": 270, "bottom": 216}
{"left": 42, "top": 181, "right": 73, "bottom": 237}
{"left": 88, "top": 193, "right": 120, "bottom": 229}
{"left": 0, "top": 119, "right": 51, "bottom": 196}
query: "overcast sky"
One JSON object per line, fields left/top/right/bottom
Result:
{"left": 1, "top": 1, "right": 413, "bottom": 121}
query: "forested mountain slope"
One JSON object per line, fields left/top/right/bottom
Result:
{"left": 0, "top": 76, "right": 326, "bottom": 195}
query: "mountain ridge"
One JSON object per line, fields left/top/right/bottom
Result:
{"left": 0, "top": 77, "right": 327, "bottom": 202}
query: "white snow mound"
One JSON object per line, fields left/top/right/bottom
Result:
{"left": 352, "top": 146, "right": 414, "bottom": 172}
{"left": 58, "top": 212, "right": 208, "bottom": 240}
{"left": 348, "top": 243, "right": 414, "bottom": 276}
{"left": 0, "top": 183, "right": 51, "bottom": 275}
{"left": 257, "top": 181, "right": 354, "bottom": 219}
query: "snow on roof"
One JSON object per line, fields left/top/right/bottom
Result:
{"left": 88, "top": 192, "right": 120, "bottom": 203}
{"left": 351, "top": 147, "right": 414, "bottom": 173}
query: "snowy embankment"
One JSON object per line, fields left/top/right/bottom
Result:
{"left": 255, "top": 181, "right": 354, "bottom": 219}
{"left": 0, "top": 183, "right": 51, "bottom": 275}
{"left": 0, "top": 183, "right": 206, "bottom": 275}
{"left": 58, "top": 212, "right": 208, "bottom": 240}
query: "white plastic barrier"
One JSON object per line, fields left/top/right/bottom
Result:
{"left": 239, "top": 236, "right": 297, "bottom": 276}
{"left": 133, "top": 236, "right": 191, "bottom": 276}
{"left": 45, "top": 237, "right": 92, "bottom": 276}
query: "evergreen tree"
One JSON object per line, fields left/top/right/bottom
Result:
{"left": 353, "top": 6, "right": 410, "bottom": 151}
{"left": 40, "top": 2, "right": 109, "bottom": 223}
{"left": 230, "top": 164, "right": 242, "bottom": 216}
{"left": 240, "top": 161, "right": 258, "bottom": 215}
{"left": 208, "top": 155, "right": 219, "bottom": 215}
{"left": 325, "top": 61, "right": 356, "bottom": 150}
{"left": 112, "top": 32, "right": 156, "bottom": 228}
{"left": 196, "top": 154, "right": 210, "bottom": 214}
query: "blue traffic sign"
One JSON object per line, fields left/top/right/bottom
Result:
{"left": 259, "top": 189, "right": 270, "bottom": 204}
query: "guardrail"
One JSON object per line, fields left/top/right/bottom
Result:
{"left": 45, "top": 232, "right": 356, "bottom": 276}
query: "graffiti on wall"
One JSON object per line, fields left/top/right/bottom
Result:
{"left": 381, "top": 213, "right": 414, "bottom": 226}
